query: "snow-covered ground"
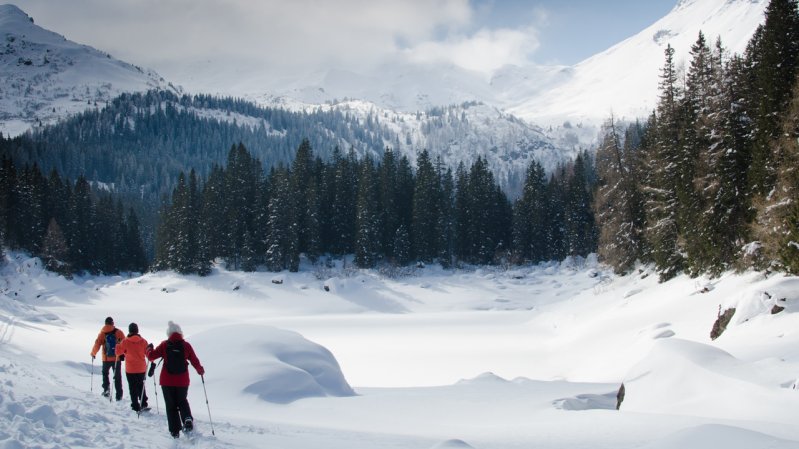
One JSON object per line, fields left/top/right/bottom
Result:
{"left": 1, "top": 252, "right": 798, "bottom": 449}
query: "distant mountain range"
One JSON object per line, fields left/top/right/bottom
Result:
{"left": 179, "top": 0, "right": 767, "bottom": 127}
{"left": 0, "top": 0, "right": 770, "bottom": 173}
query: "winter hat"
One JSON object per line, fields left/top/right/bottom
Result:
{"left": 105, "top": 316, "right": 114, "bottom": 325}
{"left": 128, "top": 322, "right": 139, "bottom": 335}
{"left": 167, "top": 321, "right": 183, "bottom": 337}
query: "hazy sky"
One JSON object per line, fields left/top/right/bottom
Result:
{"left": 11, "top": 0, "right": 676, "bottom": 76}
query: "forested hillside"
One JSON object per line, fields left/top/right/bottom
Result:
{"left": 594, "top": 0, "right": 799, "bottom": 278}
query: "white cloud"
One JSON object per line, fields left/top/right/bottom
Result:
{"left": 405, "top": 27, "right": 540, "bottom": 75}
{"left": 14, "top": 0, "right": 539, "bottom": 79}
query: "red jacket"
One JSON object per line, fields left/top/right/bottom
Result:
{"left": 116, "top": 334, "right": 149, "bottom": 374}
{"left": 147, "top": 333, "right": 204, "bottom": 387}
{"left": 91, "top": 325, "right": 125, "bottom": 362}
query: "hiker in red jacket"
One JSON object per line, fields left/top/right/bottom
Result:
{"left": 147, "top": 321, "right": 205, "bottom": 439}
{"left": 90, "top": 316, "right": 125, "bottom": 400}
{"left": 116, "top": 322, "right": 149, "bottom": 412}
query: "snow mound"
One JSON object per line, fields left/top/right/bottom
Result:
{"left": 429, "top": 439, "right": 476, "bottom": 449}
{"left": 638, "top": 424, "right": 799, "bottom": 449}
{"left": 190, "top": 325, "right": 355, "bottom": 404}
{"left": 721, "top": 277, "right": 799, "bottom": 325}
{"left": 552, "top": 391, "right": 617, "bottom": 411}
{"left": 456, "top": 372, "right": 510, "bottom": 385}
{"left": 622, "top": 339, "right": 799, "bottom": 423}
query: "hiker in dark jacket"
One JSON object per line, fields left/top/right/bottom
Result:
{"left": 90, "top": 316, "right": 125, "bottom": 400}
{"left": 146, "top": 321, "right": 205, "bottom": 439}
{"left": 116, "top": 322, "right": 149, "bottom": 412}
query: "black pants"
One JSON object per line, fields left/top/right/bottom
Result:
{"left": 126, "top": 372, "right": 148, "bottom": 411}
{"left": 102, "top": 360, "right": 123, "bottom": 400}
{"left": 162, "top": 386, "right": 193, "bottom": 435}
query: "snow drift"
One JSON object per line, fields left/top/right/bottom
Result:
{"left": 190, "top": 324, "right": 355, "bottom": 404}
{"left": 621, "top": 339, "right": 799, "bottom": 423}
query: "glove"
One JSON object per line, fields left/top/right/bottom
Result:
{"left": 197, "top": 367, "right": 205, "bottom": 376}
{"left": 148, "top": 362, "right": 156, "bottom": 377}
{"left": 118, "top": 355, "right": 125, "bottom": 362}
{"left": 147, "top": 343, "right": 154, "bottom": 350}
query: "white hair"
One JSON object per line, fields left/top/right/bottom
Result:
{"left": 167, "top": 320, "right": 183, "bottom": 336}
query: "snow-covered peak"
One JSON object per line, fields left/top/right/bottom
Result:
{"left": 0, "top": 4, "right": 173, "bottom": 136}
{"left": 508, "top": 0, "right": 768, "bottom": 126}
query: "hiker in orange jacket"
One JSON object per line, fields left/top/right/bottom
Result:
{"left": 116, "top": 322, "right": 149, "bottom": 412}
{"left": 90, "top": 316, "right": 125, "bottom": 400}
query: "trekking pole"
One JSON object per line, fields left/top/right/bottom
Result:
{"left": 109, "top": 362, "right": 114, "bottom": 403}
{"left": 90, "top": 357, "right": 94, "bottom": 392}
{"left": 137, "top": 376, "right": 147, "bottom": 419}
{"left": 149, "top": 360, "right": 162, "bottom": 415}
{"left": 201, "top": 375, "right": 215, "bottom": 436}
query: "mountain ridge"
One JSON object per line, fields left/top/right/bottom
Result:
{"left": 0, "top": 3, "right": 173, "bottom": 136}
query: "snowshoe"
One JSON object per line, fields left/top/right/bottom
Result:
{"left": 183, "top": 417, "right": 193, "bottom": 433}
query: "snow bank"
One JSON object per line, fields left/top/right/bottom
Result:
{"left": 719, "top": 276, "right": 799, "bottom": 325}
{"left": 190, "top": 325, "right": 355, "bottom": 404}
{"left": 429, "top": 439, "right": 476, "bottom": 449}
{"left": 552, "top": 391, "right": 617, "bottom": 411}
{"left": 622, "top": 339, "right": 799, "bottom": 423}
{"left": 638, "top": 424, "right": 799, "bottom": 449}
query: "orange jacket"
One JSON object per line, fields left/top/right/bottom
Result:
{"left": 90, "top": 325, "right": 125, "bottom": 362}
{"left": 116, "top": 334, "right": 149, "bottom": 374}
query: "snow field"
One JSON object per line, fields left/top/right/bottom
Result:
{"left": 1, "top": 252, "right": 799, "bottom": 448}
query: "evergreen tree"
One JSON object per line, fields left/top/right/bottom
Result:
{"left": 41, "top": 218, "right": 71, "bottom": 277}
{"left": 454, "top": 163, "right": 470, "bottom": 263}
{"left": 746, "top": 0, "right": 799, "bottom": 197}
{"left": 0, "top": 156, "right": 17, "bottom": 248}
{"left": 305, "top": 179, "right": 323, "bottom": 263}
{"left": 123, "top": 208, "right": 148, "bottom": 273}
{"left": 642, "top": 45, "right": 686, "bottom": 280}
{"left": 594, "top": 119, "right": 645, "bottom": 273}
{"left": 691, "top": 39, "right": 751, "bottom": 274}
{"left": 200, "top": 164, "right": 226, "bottom": 261}
{"left": 265, "top": 167, "right": 299, "bottom": 271}
{"left": 393, "top": 225, "right": 411, "bottom": 266}
{"left": 329, "top": 149, "right": 358, "bottom": 256}
{"left": 564, "top": 152, "right": 597, "bottom": 257}
{"left": 437, "top": 164, "right": 455, "bottom": 267}
{"left": 68, "top": 176, "right": 95, "bottom": 273}
{"left": 354, "top": 157, "right": 380, "bottom": 268}
{"left": 755, "top": 75, "right": 799, "bottom": 272}
{"left": 379, "top": 148, "right": 400, "bottom": 260}
{"left": 411, "top": 150, "right": 439, "bottom": 262}
{"left": 513, "top": 160, "right": 548, "bottom": 263}
{"left": 290, "top": 139, "right": 315, "bottom": 254}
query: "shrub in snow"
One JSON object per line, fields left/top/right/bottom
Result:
{"left": 710, "top": 307, "right": 735, "bottom": 340}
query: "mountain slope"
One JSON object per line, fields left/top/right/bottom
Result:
{"left": 508, "top": 0, "right": 769, "bottom": 125}
{"left": 0, "top": 4, "right": 172, "bottom": 136}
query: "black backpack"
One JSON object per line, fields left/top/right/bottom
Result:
{"left": 104, "top": 330, "right": 118, "bottom": 357}
{"left": 165, "top": 340, "right": 187, "bottom": 374}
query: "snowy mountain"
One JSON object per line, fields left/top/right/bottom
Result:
{"left": 0, "top": 4, "right": 173, "bottom": 137}
{"left": 274, "top": 98, "right": 576, "bottom": 196}
{"left": 508, "top": 0, "right": 769, "bottom": 125}
{"left": 0, "top": 0, "right": 771, "bottom": 170}
{"left": 181, "top": 0, "right": 769, "bottom": 143}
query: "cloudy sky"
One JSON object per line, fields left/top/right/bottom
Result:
{"left": 12, "top": 0, "right": 675, "bottom": 77}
